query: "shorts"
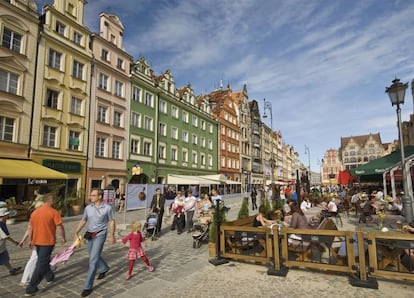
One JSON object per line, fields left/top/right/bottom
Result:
{"left": 0, "top": 250, "right": 10, "bottom": 265}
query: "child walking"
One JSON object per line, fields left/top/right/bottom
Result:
{"left": 121, "top": 221, "right": 154, "bottom": 280}
{"left": 0, "top": 208, "right": 21, "bottom": 275}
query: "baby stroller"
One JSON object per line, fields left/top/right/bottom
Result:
{"left": 142, "top": 213, "right": 158, "bottom": 240}
{"left": 192, "top": 217, "right": 211, "bottom": 248}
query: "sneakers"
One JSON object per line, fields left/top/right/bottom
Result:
{"left": 125, "top": 273, "right": 131, "bottom": 281}
{"left": 147, "top": 265, "right": 154, "bottom": 272}
{"left": 10, "top": 267, "right": 21, "bottom": 275}
{"left": 97, "top": 269, "right": 108, "bottom": 280}
{"left": 24, "top": 288, "right": 38, "bottom": 297}
{"left": 81, "top": 289, "right": 93, "bottom": 297}
{"left": 20, "top": 282, "right": 29, "bottom": 287}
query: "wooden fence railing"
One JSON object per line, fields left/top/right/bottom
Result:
{"left": 213, "top": 218, "right": 414, "bottom": 288}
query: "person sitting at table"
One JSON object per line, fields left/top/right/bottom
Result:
{"left": 253, "top": 205, "right": 276, "bottom": 227}
{"left": 287, "top": 203, "right": 309, "bottom": 229}
{"left": 300, "top": 197, "right": 312, "bottom": 213}
{"left": 389, "top": 193, "right": 403, "bottom": 213}
{"left": 400, "top": 224, "right": 414, "bottom": 272}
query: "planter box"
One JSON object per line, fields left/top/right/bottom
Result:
{"left": 208, "top": 242, "right": 216, "bottom": 257}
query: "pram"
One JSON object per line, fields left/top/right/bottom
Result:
{"left": 192, "top": 216, "right": 211, "bottom": 248}
{"left": 142, "top": 213, "right": 158, "bottom": 241}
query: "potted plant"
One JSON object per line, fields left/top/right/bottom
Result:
{"left": 66, "top": 188, "right": 84, "bottom": 216}
{"left": 237, "top": 197, "right": 250, "bottom": 219}
{"left": 208, "top": 203, "right": 227, "bottom": 257}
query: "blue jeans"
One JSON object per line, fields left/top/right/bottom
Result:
{"left": 84, "top": 231, "right": 109, "bottom": 290}
{"left": 26, "top": 245, "right": 54, "bottom": 294}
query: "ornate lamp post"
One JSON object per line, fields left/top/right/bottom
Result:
{"left": 263, "top": 98, "right": 275, "bottom": 191}
{"left": 385, "top": 78, "right": 413, "bottom": 222}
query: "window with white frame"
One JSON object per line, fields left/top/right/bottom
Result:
{"left": 192, "top": 115, "right": 198, "bottom": 127}
{"left": 171, "top": 147, "right": 177, "bottom": 161}
{"left": 73, "top": 31, "right": 82, "bottom": 45}
{"left": 182, "top": 111, "right": 189, "bottom": 123}
{"left": 227, "top": 158, "right": 231, "bottom": 168}
{"left": 56, "top": 22, "right": 65, "bottom": 35}
{"left": 143, "top": 116, "right": 152, "bottom": 131}
{"left": 45, "top": 89, "right": 59, "bottom": 109}
{"left": 130, "top": 139, "right": 139, "bottom": 154}
{"left": 221, "top": 156, "right": 225, "bottom": 167}
{"left": 221, "top": 141, "right": 225, "bottom": 150}
{"left": 182, "top": 130, "right": 188, "bottom": 143}
{"left": 192, "top": 134, "right": 197, "bottom": 145}
{"left": 171, "top": 106, "right": 178, "bottom": 118}
{"left": 101, "top": 49, "right": 109, "bottom": 61}
{"left": 201, "top": 137, "right": 206, "bottom": 148}
{"left": 0, "top": 69, "right": 18, "bottom": 95}
{"left": 132, "top": 86, "right": 141, "bottom": 101}
{"left": 72, "top": 60, "right": 83, "bottom": 79}
{"left": 2, "top": 27, "right": 22, "bottom": 53}
{"left": 97, "top": 105, "right": 108, "bottom": 123}
{"left": 182, "top": 149, "right": 188, "bottom": 162}
{"left": 159, "top": 100, "right": 167, "bottom": 113}
{"left": 208, "top": 155, "right": 213, "bottom": 167}
{"left": 98, "top": 73, "right": 108, "bottom": 90}
{"left": 42, "top": 125, "right": 56, "bottom": 147}
{"left": 201, "top": 120, "right": 206, "bottom": 130}
{"left": 131, "top": 112, "right": 140, "bottom": 127}
{"left": 113, "top": 111, "right": 122, "bottom": 127}
{"left": 68, "top": 130, "right": 80, "bottom": 150}
{"left": 200, "top": 153, "right": 205, "bottom": 166}
{"left": 221, "top": 125, "right": 225, "bottom": 135}
{"left": 209, "top": 124, "right": 213, "bottom": 133}
{"left": 117, "top": 58, "right": 124, "bottom": 69}
{"left": 159, "top": 123, "right": 166, "bottom": 136}
{"left": 208, "top": 139, "right": 213, "bottom": 150}
{"left": 115, "top": 80, "right": 123, "bottom": 97}
{"left": 48, "top": 49, "right": 61, "bottom": 69}
{"left": 171, "top": 127, "right": 178, "bottom": 140}
{"left": 96, "top": 136, "right": 106, "bottom": 157}
{"left": 144, "top": 92, "right": 153, "bottom": 107}
{"left": 70, "top": 96, "right": 82, "bottom": 115}
{"left": 192, "top": 152, "right": 197, "bottom": 164}
{"left": 0, "top": 116, "right": 14, "bottom": 141}
{"left": 112, "top": 140, "right": 121, "bottom": 159}
{"left": 158, "top": 144, "right": 166, "bottom": 159}
{"left": 143, "top": 141, "right": 152, "bottom": 156}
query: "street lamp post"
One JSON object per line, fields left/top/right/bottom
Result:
{"left": 385, "top": 78, "right": 413, "bottom": 223}
{"left": 263, "top": 98, "right": 275, "bottom": 193}
{"left": 304, "top": 145, "right": 311, "bottom": 192}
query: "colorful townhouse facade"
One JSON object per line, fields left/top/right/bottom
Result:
{"left": 87, "top": 13, "right": 132, "bottom": 199}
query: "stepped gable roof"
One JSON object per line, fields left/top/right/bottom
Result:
{"left": 341, "top": 133, "right": 382, "bottom": 148}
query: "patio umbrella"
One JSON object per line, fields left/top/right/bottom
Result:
{"left": 50, "top": 236, "right": 82, "bottom": 267}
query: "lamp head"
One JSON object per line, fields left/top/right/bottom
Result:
{"left": 386, "top": 78, "right": 408, "bottom": 106}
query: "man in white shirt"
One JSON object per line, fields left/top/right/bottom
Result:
{"left": 184, "top": 189, "right": 197, "bottom": 233}
{"left": 211, "top": 188, "right": 222, "bottom": 207}
{"left": 300, "top": 198, "right": 312, "bottom": 213}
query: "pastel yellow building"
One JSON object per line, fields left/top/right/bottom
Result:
{"left": 31, "top": 0, "right": 92, "bottom": 197}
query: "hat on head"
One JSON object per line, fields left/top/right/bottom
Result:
{"left": 0, "top": 207, "right": 10, "bottom": 217}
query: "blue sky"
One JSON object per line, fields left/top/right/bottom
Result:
{"left": 35, "top": 0, "right": 414, "bottom": 172}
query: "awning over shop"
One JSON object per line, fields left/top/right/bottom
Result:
{"left": 350, "top": 146, "right": 414, "bottom": 176}
{"left": 0, "top": 158, "right": 69, "bottom": 180}
{"left": 167, "top": 174, "right": 241, "bottom": 185}
{"left": 167, "top": 174, "right": 219, "bottom": 185}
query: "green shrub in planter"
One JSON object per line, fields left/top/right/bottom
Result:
{"left": 209, "top": 204, "right": 227, "bottom": 243}
{"left": 238, "top": 197, "right": 250, "bottom": 219}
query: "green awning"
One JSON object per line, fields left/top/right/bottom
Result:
{"left": 350, "top": 146, "right": 414, "bottom": 176}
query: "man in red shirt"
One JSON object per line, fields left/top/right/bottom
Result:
{"left": 25, "top": 193, "right": 66, "bottom": 296}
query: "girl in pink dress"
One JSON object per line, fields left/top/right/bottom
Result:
{"left": 121, "top": 221, "right": 154, "bottom": 280}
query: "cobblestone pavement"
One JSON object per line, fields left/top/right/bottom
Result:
{"left": 1, "top": 197, "right": 413, "bottom": 297}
